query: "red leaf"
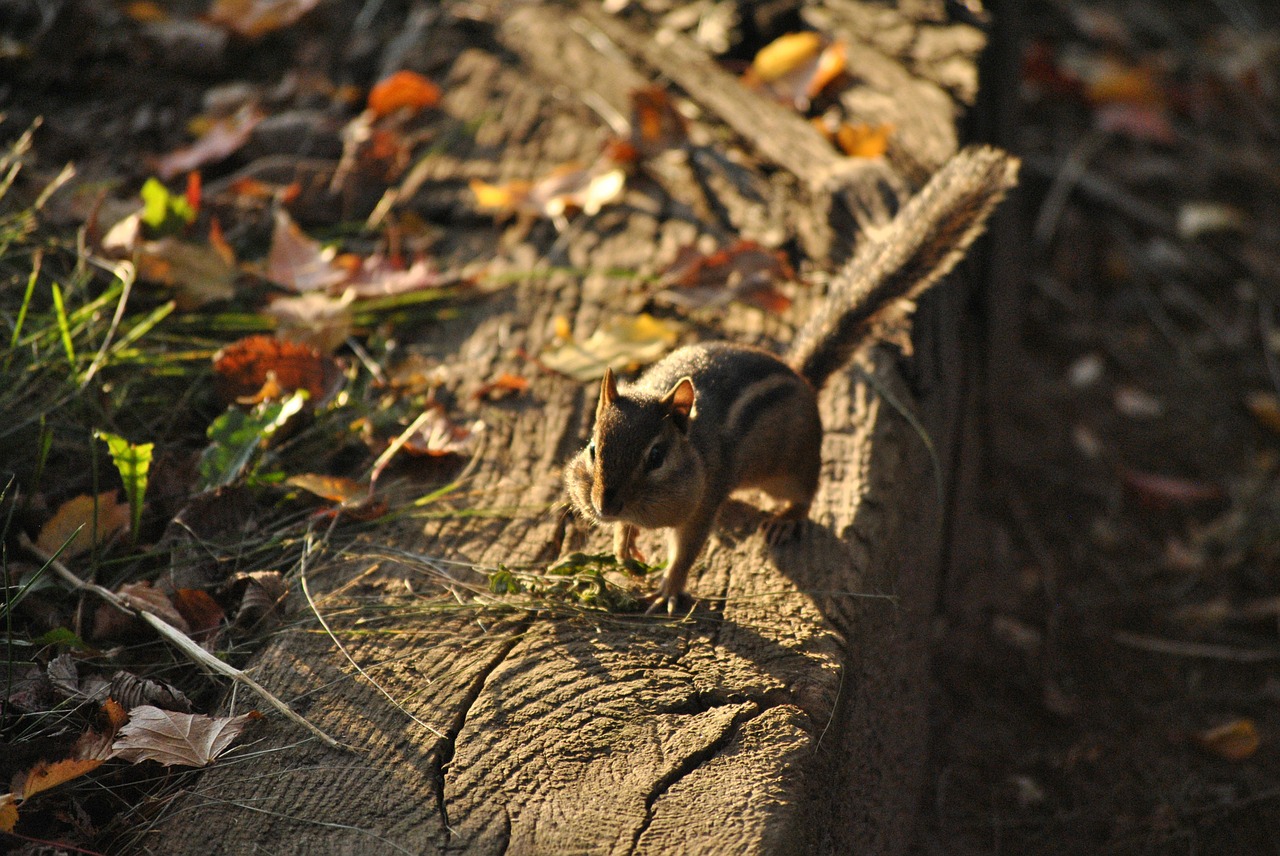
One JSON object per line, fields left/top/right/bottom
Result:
{"left": 212, "top": 334, "right": 342, "bottom": 406}
{"left": 367, "top": 70, "right": 441, "bottom": 118}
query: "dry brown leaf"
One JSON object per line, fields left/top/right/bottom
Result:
{"left": 656, "top": 240, "right": 795, "bottom": 314}
{"left": 402, "top": 406, "right": 485, "bottom": 458}
{"left": 540, "top": 314, "right": 682, "bottom": 381}
{"left": 344, "top": 255, "right": 458, "bottom": 298}
{"left": 367, "top": 70, "right": 441, "bottom": 118}
{"left": 93, "top": 581, "right": 189, "bottom": 643}
{"left": 266, "top": 208, "right": 348, "bottom": 293}
{"left": 1120, "top": 468, "right": 1223, "bottom": 510}
{"left": 206, "top": 0, "right": 321, "bottom": 38}
{"left": 36, "top": 492, "right": 131, "bottom": 559}
{"left": 1195, "top": 719, "right": 1261, "bottom": 761}
{"left": 111, "top": 705, "right": 261, "bottom": 766}
{"left": 231, "top": 570, "right": 288, "bottom": 632}
{"left": 109, "top": 672, "right": 193, "bottom": 712}
{"left": 1247, "top": 391, "right": 1280, "bottom": 434}
{"left": 626, "top": 85, "right": 689, "bottom": 161}
{"left": 155, "top": 107, "right": 263, "bottom": 180}
{"left": 212, "top": 334, "right": 342, "bottom": 406}
{"left": 135, "top": 235, "right": 239, "bottom": 309}
{"left": 265, "top": 290, "right": 355, "bottom": 355}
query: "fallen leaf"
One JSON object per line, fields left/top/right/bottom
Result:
{"left": 541, "top": 314, "right": 682, "bottom": 381}
{"left": 266, "top": 208, "right": 348, "bottom": 293}
{"left": 173, "top": 589, "right": 225, "bottom": 643}
{"left": 155, "top": 107, "right": 263, "bottom": 180}
{"left": 111, "top": 706, "right": 261, "bottom": 766}
{"left": 626, "top": 85, "right": 689, "bottom": 160}
{"left": 344, "top": 255, "right": 459, "bottom": 298}
{"left": 13, "top": 758, "right": 106, "bottom": 801}
{"left": 367, "top": 70, "right": 441, "bottom": 118}
{"left": 135, "top": 235, "right": 238, "bottom": 308}
{"left": 1246, "top": 391, "right": 1280, "bottom": 434}
{"left": 656, "top": 240, "right": 795, "bottom": 313}
{"left": 265, "top": 290, "right": 355, "bottom": 355}
{"left": 1176, "top": 202, "right": 1246, "bottom": 239}
{"left": 471, "top": 373, "right": 529, "bottom": 401}
{"left": 198, "top": 391, "right": 310, "bottom": 490}
{"left": 213, "top": 334, "right": 342, "bottom": 406}
{"left": 286, "top": 473, "right": 366, "bottom": 504}
{"left": 229, "top": 570, "right": 287, "bottom": 632}
{"left": 140, "top": 176, "right": 196, "bottom": 235}
{"left": 0, "top": 793, "right": 15, "bottom": 834}
{"left": 37, "top": 492, "right": 131, "bottom": 559}
{"left": 1094, "top": 102, "right": 1176, "bottom": 144}
{"left": 93, "top": 581, "right": 189, "bottom": 642}
{"left": 1195, "top": 719, "right": 1261, "bottom": 761}
{"left": 125, "top": 1, "right": 168, "bottom": 22}
{"left": 206, "top": 0, "right": 321, "bottom": 37}
{"left": 743, "top": 32, "right": 847, "bottom": 111}
{"left": 471, "top": 161, "right": 626, "bottom": 219}
{"left": 109, "top": 671, "right": 194, "bottom": 712}
{"left": 835, "top": 122, "right": 894, "bottom": 159}
{"left": 1120, "top": 468, "right": 1223, "bottom": 509}
{"left": 402, "top": 406, "right": 485, "bottom": 458}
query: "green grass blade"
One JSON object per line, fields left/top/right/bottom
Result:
{"left": 5, "top": 251, "right": 40, "bottom": 370}
{"left": 49, "top": 281, "right": 76, "bottom": 370}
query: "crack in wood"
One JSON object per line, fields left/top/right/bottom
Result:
{"left": 435, "top": 621, "right": 531, "bottom": 846}
{"left": 626, "top": 703, "right": 763, "bottom": 856}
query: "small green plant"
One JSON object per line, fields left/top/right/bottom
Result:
{"left": 486, "top": 552, "right": 663, "bottom": 613}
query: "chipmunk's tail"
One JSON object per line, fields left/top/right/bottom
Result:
{"left": 788, "top": 145, "right": 1019, "bottom": 390}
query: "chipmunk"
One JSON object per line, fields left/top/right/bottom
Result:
{"left": 565, "top": 145, "right": 1018, "bottom": 613}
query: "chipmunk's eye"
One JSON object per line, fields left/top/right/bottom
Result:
{"left": 587, "top": 440, "right": 596, "bottom": 462}
{"left": 645, "top": 441, "right": 667, "bottom": 472}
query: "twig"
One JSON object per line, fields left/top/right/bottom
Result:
{"left": 1113, "top": 630, "right": 1280, "bottom": 663}
{"left": 19, "top": 533, "right": 353, "bottom": 751}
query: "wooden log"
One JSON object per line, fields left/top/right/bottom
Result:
{"left": 140, "top": 2, "right": 1003, "bottom": 853}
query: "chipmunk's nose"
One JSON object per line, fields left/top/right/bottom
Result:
{"left": 599, "top": 487, "right": 623, "bottom": 517}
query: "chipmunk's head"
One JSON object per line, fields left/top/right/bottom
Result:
{"left": 564, "top": 367, "right": 703, "bottom": 529}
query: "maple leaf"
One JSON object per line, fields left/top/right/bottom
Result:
{"left": 402, "top": 406, "right": 485, "bottom": 458}
{"left": 266, "top": 208, "right": 348, "bottom": 293}
{"left": 111, "top": 706, "right": 261, "bottom": 766}
{"left": 656, "top": 240, "right": 795, "bottom": 313}
{"left": 155, "top": 107, "right": 263, "bottom": 180}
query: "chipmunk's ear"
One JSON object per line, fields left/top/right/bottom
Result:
{"left": 596, "top": 367, "right": 618, "bottom": 418}
{"left": 661, "top": 377, "right": 696, "bottom": 432}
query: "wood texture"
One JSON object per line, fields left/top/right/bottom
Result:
{"left": 141, "top": 3, "right": 996, "bottom": 853}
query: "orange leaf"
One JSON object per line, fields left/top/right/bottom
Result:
{"left": 212, "top": 334, "right": 341, "bottom": 406}
{"left": 747, "top": 32, "right": 823, "bottom": 83}
{"left": 472, "top": 373, "right": 529, "bottom": 401}
{"left": 627, "top": 85, "right": 688, "bottom": 159}
{"left": 367, "top": 70, "right": 441, "bottom": 118}
{"left": 835, "top": 122, "right": 894, "bottom": 159}
{"left": 15, "top": 758, "right": 106, "bottom": 801}
{"left": 286, "top": 473, "right": 366, "bottom": 504}
{"left": 1196, "top": 719, "right": 1261, "bottom": 761}
{"left": 0, "top": 793, "right": 16, "bottom": 834}
{"left": 123, "top": 1, "right": 167, "bottom": 22}
{"left": 174, "top": 589, "right": 225, "bottom": 642}
{"left": 36, "top": 492, "right": 131, "bottom": 559}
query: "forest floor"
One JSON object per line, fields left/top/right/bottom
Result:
{"left": 930, "top": 1, "right": 1280, "bottom": 853}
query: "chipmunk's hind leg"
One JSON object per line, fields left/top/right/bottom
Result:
{"left": 759, "top": 444, "right": 820, "bottom": 546}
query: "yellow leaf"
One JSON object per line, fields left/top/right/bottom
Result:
{"left": 1196, "top": 719, "right": 1261, "bottom": 761}
{"left": 0, "top": 793, "right": 17, "bottom": 834}
{"left": 15, "top": 758, "right": 106, "bottom": 800}
{"left": 541, "top": 314, "right": 682, "bottom": 381}
{"left": 36, "top": 492, "right": 131, "bottom": 559}
{"left": 749, "top": 32, "right": 823, "bottom": 83}
{"left": 836, "top": 122, "right": 894, "bottom": 159}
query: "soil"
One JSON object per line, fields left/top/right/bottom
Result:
{"left": 931, "top": 1, "right": 1280, "bottom": 853}
{"left": 3, "top": 0, "right": 1278, "bottom": 853}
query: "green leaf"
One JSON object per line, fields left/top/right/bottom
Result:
{"left": 197, "top": 390, "right": 308, "bottom": 490}
{"left": 140, "top": 177, "right": 196, "bottom": 236}
{"left": 96, "top": 430, "right": 153, "bottom": 542}
{"left": 30, "top": 627, "right": 91, "bottom": 650}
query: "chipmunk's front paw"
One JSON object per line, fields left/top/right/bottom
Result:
{"left": 645, "top": 574, "right": 691, "bottom": 615}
